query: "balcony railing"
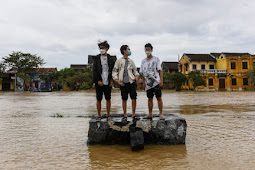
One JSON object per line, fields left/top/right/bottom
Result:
{"left": 199, "top": 69, "right": 227, "bottom": 74}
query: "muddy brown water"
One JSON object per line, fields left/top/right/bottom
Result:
{"left": 0, "top": 90, "right": 254, "bottom": 169}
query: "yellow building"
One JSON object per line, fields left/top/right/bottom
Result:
{"left": 179, "top": 53, "right": 218, "bottom": 90}
{"left": 179, "top": 52, "right": 255, "bottom": 91}
{"left": 0, "top": 72, "right": 16, "bottom": 91}
{"left": 216, "top": 53, "right": 255, "bottom": 91}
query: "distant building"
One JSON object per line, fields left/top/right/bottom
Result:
{"left": 70, "top": 64, "right": 90, "bottom": 71}
{"left": 179, "top": 52, "right": 255, "bottom": 91}
{"left": 29, "top": 68, "right": 57, "bottom": 91}
{"left": 0, "top": 70, "right": 17, "bottom": 91}
{"left": 161, "top": 62, "right": 178, "bottom": 73}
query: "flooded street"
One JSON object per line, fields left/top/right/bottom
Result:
{"left": 0, "top": 90, "right": 254, "bottom": 169}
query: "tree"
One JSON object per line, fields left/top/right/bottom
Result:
{"left": 2, "top": 51, "right": 45, "bottom": 90}
{"left": 163, "top": 72, "right": 172, "bottom": 88}
{"left": 170, "top": 72, "right": 187, "bottom": 91}
{"left": 2, "top": 51, "right": 45, "bottom": 72}
{"left": 188, "top": 71, "right": 206, "bottom": 91}
{"left": 248, "top": 63, "right": 255, "bottom": 90}
{"left": 0, "top": 62, "right": 5, "bottom": 84}
{"left": 56, "top": 68, "right": 76, "bottom": 89}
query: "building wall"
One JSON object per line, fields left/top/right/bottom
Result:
{"left": 216, "top": 54, "right": 227, "bottom": 69}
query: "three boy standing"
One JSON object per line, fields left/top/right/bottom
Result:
{"left": 93, "top": 41, "right": 165, "bottom": 121}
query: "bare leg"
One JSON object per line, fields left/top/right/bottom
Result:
{"left": 97, "top": 100, "right": 101, "bottom": 117}
{"left": 132, "top": 99, "right": 136, "bottom": 117}
{"left": 157, "top": 97, "right": 163, "bottom": 115}
{"left": 122, "top": 100, "right": 127, "bottom": 117}
{"left": 148, "top": 98, "right": 153, "bottom": 117}
{"left": 106, "top": 100, "right": 111, "bottom": 117}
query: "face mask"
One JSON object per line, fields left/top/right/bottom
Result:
{"left": 100, "top": 49, "right": 106, "bottom": 55}
{"left": 128, "top": 50, "right": 131, "bottom": 56}
{"left": 145, "top": 51, "right": 152, "bottom": 56}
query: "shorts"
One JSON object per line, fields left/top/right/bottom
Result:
{"left": 120, "top": 82, "right": 137, "bottom": 100}
{"left": 146, "top": 84, "right": 162, "bottom": 98}
{"left": 96, "top": 85, "right": 112, "bottom": 101}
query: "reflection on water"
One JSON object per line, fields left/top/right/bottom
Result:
{"left": 0, "top": 91, "right": 254, "bottom": 169}
{"left": 88, "top": 145, "right": 187, "bottom": 169}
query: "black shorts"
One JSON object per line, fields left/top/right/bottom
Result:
{"left": 120, "top": 82, "right": 137, "bottom": 100}
{"left": 96, "top": 85, "right": 112, "bottom": 101}
{"left": 146, "top": 84, "right": 162, "bottom": 98}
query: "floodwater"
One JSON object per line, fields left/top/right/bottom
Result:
{"left": 0, "top": 90, "right": 254, "bottom": 170}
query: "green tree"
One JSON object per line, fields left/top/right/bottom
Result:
{"left": 170, "top": 72, "right": 187, "bottom": 91}
{"left": 0, "top": 62, "right": 5, "bottom": 84}
{"left": 188, "top": 71, "right": 206, "bottom": 91}
{"left": 56, "top": 68, "right": 76, "bottom": 89}
{"left": 248, "top": 63, "right": 255, "bottom": 90}
{"left": 2, "top": 51, "right": 45, "bottom": 90}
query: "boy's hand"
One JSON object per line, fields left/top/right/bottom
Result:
{"left": 159, "top": 80, "right": 163, "bottom": 87}
{"left": 98, "top": 81, "right": 103, "bottom": 86}
{"left": 143, "top": 83, "right": 146, "bottom": 90}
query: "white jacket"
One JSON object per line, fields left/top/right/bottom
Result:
{"left": 112, "top": 57, "right": 139, "bottom": 83}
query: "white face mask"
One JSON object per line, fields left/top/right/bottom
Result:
{"left": 100, "top": 49, "right": 106, "bottom": 55}
{"left": 145, "top": 51, "right": 152, "bottom": 56}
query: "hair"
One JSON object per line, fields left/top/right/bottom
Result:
{"left": 98, "top": 40, "right": 110, "bottom": 49}
{"left": 145, "top": 43, "right": 153, "bottom": 50}
{"left": 120, "top": 45, "right": 129, "bottom": 55}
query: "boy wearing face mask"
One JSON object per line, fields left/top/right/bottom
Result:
{"left": 93, "top": 41, "right": 115, "bottom": 121}
{"left": 140, "top": 43, "right": 165, "bottom": 120}
{"left": 112, "top": 45, "right": 140, "bottom": 122}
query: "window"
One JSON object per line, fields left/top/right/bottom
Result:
{"left": 243, "top": 78, "right": 248, "bottom": 85}
{"left": 185, "top": 64, "right": 188, "bottom": 71}
{"left": 242, "top": 62, "right": 248, "bottom": 69}
{"left": 187, "top": 80, "right": 189, "bottom": 86}
{"left": 192, "top": 64, "right": 197, "bottom": 70}
{"left": 232, "top": 78, "right": 237, "bottom": 85}
{"left": 208, "top": 79, "right": 213, "bottom": 86}
{"left": 201, "top": 64, "right": 205, "bottom": 70}
{"left": 231, "top": 62, "right": 236, "bottom": 69}
{"left": 180, "top": 65, "right": 182, "bottom": 72}
{"left": 209, "top": 65, "right": 214, "bottom": 69}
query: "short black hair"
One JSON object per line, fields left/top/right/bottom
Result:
{"left": 145, "top": 43, "right": 153, "bottom": 50}
{"left": 98, "top": 40, "right": 110, "bottom": 49}
{"left": 120, "top": 45, "right": 128, "bottom": 55}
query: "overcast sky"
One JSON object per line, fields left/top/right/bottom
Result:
{"left": 1, "top": 0, "right": 255, "bottom": 69}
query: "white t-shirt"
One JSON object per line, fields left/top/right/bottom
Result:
{"left": 100, "top": 55, "right": 109, "bottom": 85}
{"left": 140, "top": 56, "right": 162, "bottom": 91}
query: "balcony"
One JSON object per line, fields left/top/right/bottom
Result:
{"left": 200, "top": 69, "right": 227, "bottom": 74}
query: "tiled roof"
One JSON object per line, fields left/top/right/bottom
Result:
{"left": 162, "top": 62, "right": 178, "bottom": 70}
{"left": 33, "top": 68, "right": 57, "bottom": 73}
{"left": 184, "top": 54, "right": 216, "bottom": 61}
{"left": 222, "top": 52, "right": 250, "bottom": 57}
{"left": 70, "top": 64, "right": 89, "bottom": 69}
{"left": 210, "top": 53, "right": 221, "bottom": 58}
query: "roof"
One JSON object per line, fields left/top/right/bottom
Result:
{"left": 162, "top": 62, "right": 178, "bottom": 70}
{"left": 33, "top": 68, "right": 57, "bottom": 73}
{"left": 88, "top": 55, "right": 117, "bottom": 65}
{"left": 222, "top": 52, "right": 250, "bottom": 57}
{"left": 210, "top": 53, "right": 221, "bottom": 58}
{"left": 70, "top": 64, "right": 89, "bottom": 69}
{"left": 184, "top": 54, "right": 216, "bottom": 61}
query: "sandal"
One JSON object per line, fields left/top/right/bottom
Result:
{"left": 122, "top": 116, "right": 127, "bottom": 122}
{"left": 143, "top": 115, "right": 153, "bottom": 120}
{"left": 96, "top": 116, "right": 101, "bottom": 122}
{"left": 106, "top": 115, "right": 113, "bottom": 121}
{"left": 132, "top": 116, "right": 140, "bottom": 121}
{"left": 159, "top": 114, "right": 165, "bottom": 120}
